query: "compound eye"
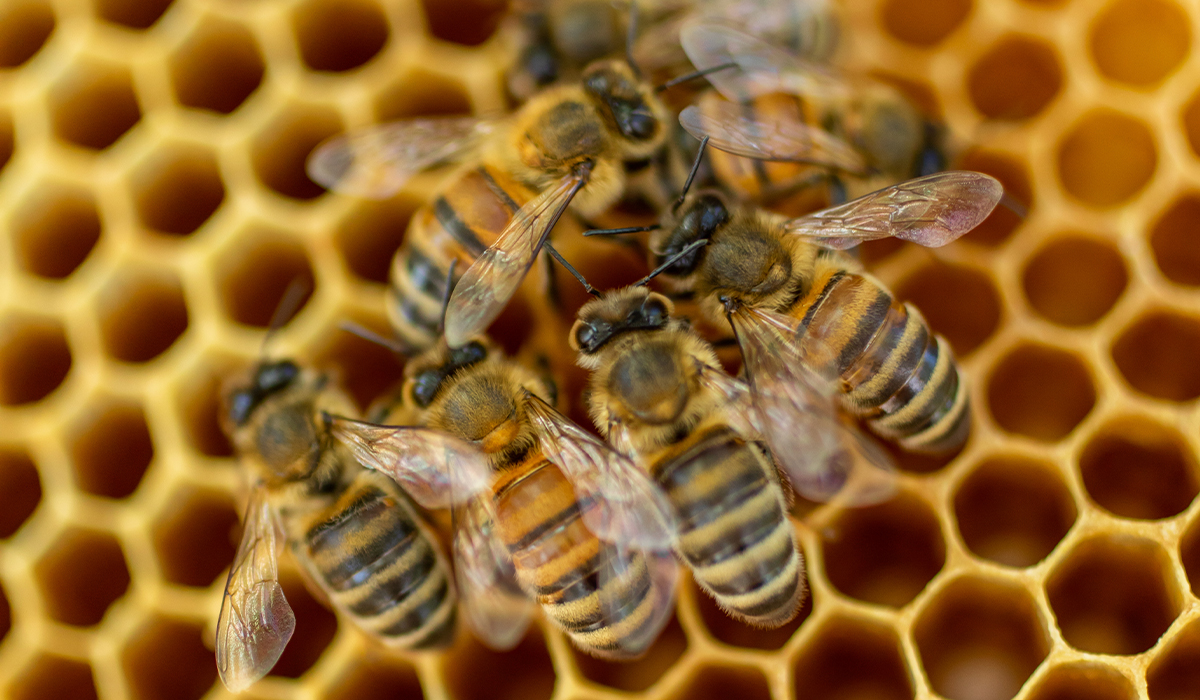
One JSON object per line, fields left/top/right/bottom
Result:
{"left": 625, "top": 111, "right": 657, "bottom": 140}
{"left": 258, "top": 360, "right": 300, "bottom": 394}
{"left": 642, "top": 298, "right": 668, "bottom": 327}
{"left": 460, "top": 341, "right": 487, "bottom": 365}
{"left": 228, "top": 389, "right": 257, "bottom": 427}
{"left": 411, "top": 371, "right": 442, "bottom": 408}
{"left": 575, "top": 324, "right": 596, "bottom": 352}
{"left": 584, "top": 70, "right": 612, "bottom": 96}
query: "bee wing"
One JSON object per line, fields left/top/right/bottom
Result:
{"left": 784, "top": 171, "right": 1005, "bottom": 249}
{"left": 692, "top": 361, "right": 762, "bottom": 439}
{"left": 524, "top": 394, "right": 678, "bottom": 550}
{"left": 215, "top": 486, "right": 295, "bottom": 694}
{"left": 329, "top": 416, "right": 493, "bottom": 510}
{"left": 680, "top": 21, "right": 847, "bottom": 102}
{"left": 679, "top": 102, "right": 867, "bottom": 174}
{"left": 730, "top": 305, "right": 897, "bottom": 506}
{"left": 595, "top": 546, "right": 680, "bottom": 656}
{"left": 442, "top": 173, "right": 585, "bottom": 347}
{"left": 454, "top": 497, "right": 535, "bottom": 651}
{"left": 306, "top": 117, "right": 495, "bottom": 199}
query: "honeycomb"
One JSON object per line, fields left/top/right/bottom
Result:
{"left": 1, "top": 0, "right": 1199, "bottom": 698}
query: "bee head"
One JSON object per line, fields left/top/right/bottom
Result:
{"left": 652, "top": 190, "right": 729, "bottom": 277}
{"left": 571, "top": 287, "right": 673, "bottom": 355}
{"left": 407, "top": 340, "right": 491, "bottom": 409}
{"left": 582, "top": 59, "right": 666, "bottom": 155}
{"left": 226, "top": 360, "right": 301, "bottom": 428}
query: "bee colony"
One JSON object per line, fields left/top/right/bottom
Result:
{"left": 0, "top": 0, "right": 1198, "bottom": 699}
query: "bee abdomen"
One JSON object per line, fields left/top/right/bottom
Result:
{"left": 655, "top": 429, "right": 804, "bottom": 627}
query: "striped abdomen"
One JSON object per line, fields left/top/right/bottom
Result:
{"left": 387, "top": 164, "right": 531, "bottom": 351}
{"left": 790, "top": 257, "right": 970, "bottom": 454}
{"left": 296, "top": 471, "right": 456, "bottom": 649}
{"left": 493, "top": 456, "right": 670, "bottom": 659}
{"left": 651, "top": 424, "right": 804, "bottom": 627}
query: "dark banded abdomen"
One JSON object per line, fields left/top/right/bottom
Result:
{"left": 793, "top": 263, "right": 970, "bottom": 454}
{"left": 298, "top": 472, "right": 456, "bottom": 649}
{"left": 652, "top": 425, "right": 804, "bottom": 627}
{"left": 493, "top": 458, "right": 671, "bottom": 659}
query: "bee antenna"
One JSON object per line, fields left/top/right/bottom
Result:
{"left": 635, "top": 239, "right": 707, "bottom": 286}
{"left": 673, "top": 135, "right": 709, "bottom": 212}
{"left": 655, "top": 62, "right": 737, "bottom": 93}
{"left": 438, "top": 259, "right": 458, "bottom": 336}
{"left": 339, "top": 320, "right": 413, "bottom": 357}
{"left": 582, "top": 224, "right": 660, "bottom": 237}
{"left": 261, "top": 277, "right": 312, "bottom": 356}
{"left": 625, "top": 0, "right": 643, "bottom": 78}
{"left": 544, "top": 242, "right": 599, "bottom": 297}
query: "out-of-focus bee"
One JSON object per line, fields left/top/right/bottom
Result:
{"left": 215, "top": 358, "right": 487, "bottom": 692}
{"left": 308, "top": 53, "right": 680, "bottom": 352}
{"left": 678, "top": 23, "right": 948, "bottom": 204}
{"left": 336, "top": 335, "right": 681, "bottom": 659}
{"left": 570, "top": 283, "right": 806, "bottom": 627}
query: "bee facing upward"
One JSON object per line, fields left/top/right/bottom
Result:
{"left": 572, "top": 286, "right": 806, "bottom": 627}
{"left": 215, "top": 360, "right": 458, "bottom": 693}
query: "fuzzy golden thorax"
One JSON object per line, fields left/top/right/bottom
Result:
{"left": 422, "top": 361, "right": 547, "bottom": 464}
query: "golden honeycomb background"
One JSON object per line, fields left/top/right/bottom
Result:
{"left": 1, "top": 0, "right": 1200, "bottom": 698}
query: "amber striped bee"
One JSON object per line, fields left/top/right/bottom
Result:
{"left": 334, "top": 335, "right": 681, "bottom": 658}
{"left": 570, "top": 284, "right": 806, "bottom": 627}
{"left": 215, "top": 359, "right": 477, "bottom": 692}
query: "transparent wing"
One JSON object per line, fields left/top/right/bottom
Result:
{"left": 680, "top": 21, "right": 847, "bottom": 102}
{"left": 595, "top": 545, "right": 680, "bottom": 657}
{"left": 216, "top": 487, "right": 295, "bottom": 694}
{"left": 784, "top": 171, "right": 1004, "bottom": 249}
{"left": 692, "top": 361, "right": 761, "bottom": 438}
{"left": 679, "top": 102, "right": 867, "bottom": 174}
{"left": 443, "top": 173, "right": 585, "bottom": 347}
{"left": 695, "top": 0, "right": 838, "bottom": 61}
{"left": 306, "top": 117, "right": 495, "bottom": 199}
{"left": 454, "top": 497, "right": 535, "bottom": 651}
{"left": 729, "top": 305, "right": 896, "bottom": 506}
{"left": 524, "top": 394, "right": 677, "bottom": 550}
{"left": 329, "top": 416, "right": 493, "bottom": 509}
{"left": 605, "top": 414, "right": 643, "bottom": 464}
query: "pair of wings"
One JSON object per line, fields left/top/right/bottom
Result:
{"left": 307, "top": 117, "right": 587, "bottom": 347}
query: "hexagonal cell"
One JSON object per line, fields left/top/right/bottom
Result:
{"left": 95, "top": 0, "right": 173, "bottom": 29}
{"left": 893, "top": 260, "right": 1001, "bottom": 356}
{"left": 97, "top": 270, "right": 189, "bottom": 363}
{"left": 48, "top": 62, "right": 141, "bottom": 150}
{"left": 879, "top": 0, "right": 970, "bottom": 47}
{"left": 326, "top": 654, "right": 423, "bottom": 700}
{"left": 1028, "top": 663, "right": 1136, "bottom": 700}
{"left": 1150, "top": 194, "right": 1200, "bottom": 287}
{"left": 674, "top": 665, "right": 771, "bottom": 700}
{"left": 176, "top": 357, "right": 237, "bottom": 457}
{"left": 1080, "top": 418, "right": 1198, "bottom": 520}
{"left": 421, "top": 0, "right": 507, "bottom": 46}
{"left": 312, "top": 322, "right": 405, "bottom": 411}
{"left": 955, "top": 456, "right": 1076, "bottom": 567}
{"left": 1183, "top": 516, "right": 1200, "bottom": 597}
{"left": 1047, "top": 535, "right": 1181, "bottom": 655}
{"left": 823, "top": 490, "right": 945, "bottom": 607}
{"left": 0, "top": 314, "right": 72, "bottom": 405}
{"left": 170, "top": 17, "right": 264, "bottom": 114}
{"left": 9, "top": 654, "right": 98, "bottom": 700}
{"left": 375, "top": 69, "right": 473, "bottom": 121}
{"left": 10, "top": 183, "right": 102, "bottom": 279}
{"left": 0, "top": 449, "right": 41, "bottom": 538}
{"left": 968, "top": 36, "right": 1062, "bottom": 120}
{"left": 574, "top": 614, "right": 687, "bottom": 692}
{"left": 1089, "top": 0, "right": 1189, "bottom": 88}
{"left": 0, "top": 2, "right": 54, "bottom": 68}
{"left": 694, "top": 568, "right": 811, "bottom": 649}
{"left": 216, "top": 229, "right": 315, "bottom": 328}
{"left": 68, "top": 400, "right": 154, "bottom": 499}
{"left": 122, "top": 617, "right": 217, "bottom": 700}
{"left": 34, "top": 527, "right": 130, "bottom": 626}
{"left": 269, "top": 571, "right": 338, "bottom": 679}
{"left": 293, "top": 0, "right": 389, "bottom": 73}
{"left": 914, "top": 576, "right": 1049, "bottom": 700}
{"left": 251, "top": 104, "right": 342, "bottom": 199}
{"left": 335, "top": 197, "right": 418, "bottom": 283}
{"left": 987, "top": 343, "right": 1095, "bottom": 442}
{"left": 444, "top": 628, "right": 555, "bottom": 700}
{"left": 793, "top": 616, "right": 912, "bottom": 700}
{"left": 153, "top": 487, "right": 237, "bottom": 587}
{"left": 1023, "top": 234, "right": 1126, "bottom": 327}
{"left": 1057, "top": 110, "right": 1156, "bottom": 208}
{"left": 1148, "top": 618, "right": 1200, "bottom": 700}
{"left": 131, "top": 144, "right": 225, "bottom": 235}
{"left": 1111, "top": 311, "right": 1200, "bottom": 402}
{"left": 955, "top": 149, "right": 1033, "bottom": 247}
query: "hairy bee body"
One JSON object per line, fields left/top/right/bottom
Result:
{"left": 573, "top": 288, "right": 805, "bottom": 626}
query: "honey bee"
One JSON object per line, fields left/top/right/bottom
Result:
{"left": 336, "top": 335, "right": 681, "bottom": 658}
{"left": 307, "top": 55, "right": 676, "bottom": 351}
{"left": 215, "top": 358, "right": 498, "bottom": 692}
{"left": 504, "top": 0, "right": 634, "bottom": 101}
{"left": 570, "top": 284, "right": 806, "bottom": 627}
{"left": 678, "top": 22, "right": 948, "bottom": 204}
